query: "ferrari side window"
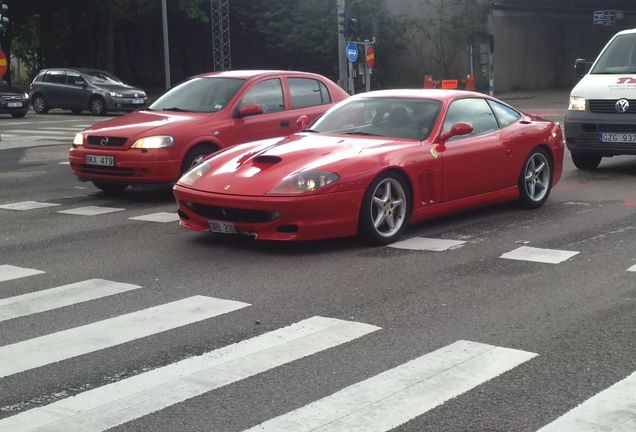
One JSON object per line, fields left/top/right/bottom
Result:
{"left": 240, "top": 79, "right": 285, "bottom": 113}
{"left": 487, "top": 100, "right": 521, "bottom": 128}
{"left": 443, "top": 98, "right": 498, "bottom": 137}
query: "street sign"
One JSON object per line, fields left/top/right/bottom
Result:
{"left": 593, "top": 10, "right": 620, "bottom": 26}
{"left": 0, "top": 49, "right": 8, "bottom": 78}
{"left": 346, "top": 42, "right": 358, "bottom": 63}
{"left": 366, "top": 45, "right": 375, "bottom": 70}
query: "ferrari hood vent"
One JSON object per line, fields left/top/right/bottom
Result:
{"left": 254, "top": 155, "right": 282, "bottom": 164}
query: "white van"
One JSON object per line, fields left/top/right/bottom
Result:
{"left": 565, "top": 28, "right": 636, "bottom": 170}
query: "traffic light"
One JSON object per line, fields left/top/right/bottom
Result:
{"left": 338, "top": 8, "right": 360, "bottom": 39}
{"left": 0, "top": 2, "right": 8, "bottom": 29}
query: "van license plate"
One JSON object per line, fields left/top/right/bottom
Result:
{"left": 208, "top": 220, "right": 237, "bottom": 234}
{"left": 86, "top": 155, "right": 115, "bottom": 166}
{"left": 599, "top": 133, "right": 636, "bottom": 143}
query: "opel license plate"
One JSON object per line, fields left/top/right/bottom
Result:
{"left": 599, "top": 132, "right": 636, "bottom": 143}
{"left": 85, "top": 155, "right": 115, "bottom": 167}
{"left": 208, "top": 220, "right": 237, "bottom": 234}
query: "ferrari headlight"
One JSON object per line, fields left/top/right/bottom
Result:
{"left": 179, "top": 161, "right": 212, "bottom": 186}
{"left": 109, "top": 91, "right": 123, "bottom": 97}
{"left": 73, "top": 132, "right": 84, "bottom": 146}
{"left": 268, "top": 171, "right": 339, "bottom": 195}
{"left": 568, "top": 96, "right": 586, "bottom": 111}
{"left": 131, "top": 136, "right": 174, "bottom": 149}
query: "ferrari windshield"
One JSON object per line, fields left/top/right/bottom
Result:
{"left": 591, "top": 33, "right": 636, "bottom": 74}
{"left": 311, "top": 97, "right": 441, "bottom": 140}
{"left": 149, "top": 77, "right": 245, "bottom": 113}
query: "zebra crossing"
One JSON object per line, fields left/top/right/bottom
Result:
{"left": 0, "top": 265, "right": 635, "bottom": 431}
{"left": 1, "top": 117, "right": 109, "bottom": 149}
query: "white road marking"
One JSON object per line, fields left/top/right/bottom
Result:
{"left": 627, "top": 264, "right": 636, "bottom": 272}
{"left": 537, "top": 371, "right": 636, "bottom": 432}
{"left": 57, "top": 206, "right": 125, "bottom": 216}
{"left": 500, "top": 246, "right": 580, "bottom": 264}
{"left": 0, "top": 265, "right": 44, "bottom": 283}
{"left": 0, "top": 201, "right": 61, "bottom": 211}
{"left": 5, "top": 130, "right": 73, "bottom": 135}
{"left": 244, "top": 340, "right": 536, "bottom": 432}
{"left": 0, "top": 279, "right": 141, "bottom": 323}
{"left": 58, "top": 161, "right": 70, "bottom": 165}
{"left": 0, "top": 316, "right": 379, "bottom": 432}
{"left": 0, "top": 295, "right": 249, "bottom": 378}
{"left": 389, "top": 237, "right": 466, "bottom": 251}
{"left": 129, "top": 212, "right": 180, "bottom": 223}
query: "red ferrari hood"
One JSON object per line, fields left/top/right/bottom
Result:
{"left": 85, "top": 110, "right": 211, "bottom": 137}
{"left": 184, "top": 133, "right": 408, "bottom": 196}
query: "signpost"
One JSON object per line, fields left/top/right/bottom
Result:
{"left": 366, "top": 45, "right": 375, "bottom": 71}
{"left": 0, "top": 49, "right": 8, "bottom": 78}
{"left": 593, "top": 10, "right": 623, "bottom": 26}
{"left": 346, "top": 42, "right": 359, "bottom": 62}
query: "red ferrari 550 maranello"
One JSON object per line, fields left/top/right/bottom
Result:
{"left": 173, "top": 90, "right": 564, "bottom": 244}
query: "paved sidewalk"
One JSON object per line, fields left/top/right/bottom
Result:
{"left": 496, "top": 89, "right": 569, "bottom": 116}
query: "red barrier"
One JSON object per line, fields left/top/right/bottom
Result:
{"left": 423, "top": 74, "right": 475, "bottom": 91}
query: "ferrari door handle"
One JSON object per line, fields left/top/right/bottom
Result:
{"left": 280, "top": 120, "right": 290, "bottom": 128}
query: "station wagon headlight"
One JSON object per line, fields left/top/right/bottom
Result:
{"left": 23, "top": 93, "right": 29, "bottom": 100}
{"left": 268, "top": 171, "right": 339, "bottom": 195}
{"left": 568, "top": 96, "right": 586, "bottom": 111}
{"left": 131, "top": 136, "right": 174, "bottom": 149}
{"left": 73, "top": 132, "right": 84, "bottom": 146}
{"left": 109, "top": 91, "right": 124, "bottom": 97}
{"left": 179, "top": 161, "right": 211, "bottom": 186}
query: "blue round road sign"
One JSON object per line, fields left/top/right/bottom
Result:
{"left": 346, "top": 42, "right": 359, "bottom": 62}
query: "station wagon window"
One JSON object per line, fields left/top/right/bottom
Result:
{"left": 487, "top": 100, "right": 521, "bottom": 128}
{"left": 288, "top": 78, "right": 331, "bottom": 109}
{"left": 240, "top": 79, "right": 285, "bottom": 113}
{"left": 67, "top": 72, "right": 86, "bottom": 86}
{"left": 443, "top": 98, "right": 498, "bottom": 136}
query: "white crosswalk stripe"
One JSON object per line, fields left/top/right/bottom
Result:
{"left": 0, "top": 316, "right": 380, "bottom": 432}
{"left": 0, "top": 295, "right": 249, "bottom": 378}
{"left": 0, "top": 201, "right": 61, "bottom": 211}
{"left": 536, "top": 371, "right": 636, "bottom": 431}
{"left": 389, "top": 237, "right": 466, "bottom": 251}
{"left": 244, "top": 340, "right": 537, "bottom": 432}
{"left": 0, "top": 265, "right": 44, "bottom": 283}
{"left": 0, "top": 279, "right": 141, "bottom": 323}
{"left": 129, "top": 212, "right": 180, "bottom": 223}
{"left": 57, "top": 206, "right": 125, "bottom": 216}
{"left": 500, "top": 246, "right": 580, "bottom": 264}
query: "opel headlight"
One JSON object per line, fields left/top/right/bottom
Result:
{"left": 131, "top": 136, "right": 174, "bottom": 149}
{"left": 179, "top": 161, "right": 211, "bottom": 186}
{"left": 268, "top": 171, "right": 339, "bottom": 195}
{"left": 73, "top": 132, "right": 84, "bottom": 146}
{"left": 109, "top": 91, "right": 123, "bottom": 97}
{"left": 568, "top": 96, "right": 586, "bottom": 111}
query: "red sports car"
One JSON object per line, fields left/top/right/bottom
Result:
{"left": 173, "top": 90, "right": 564, "bottom": 244}
{"left": 69, "top": 70, "right": 348, "bottom": 194}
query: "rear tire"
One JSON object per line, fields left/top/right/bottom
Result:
{"left": 571, "top": 152, "right": 601, "bottom": 170}
{"left": 93, "top": 182, "right": 128, "bottom": 195}
{"left": 180, "top": 144, "right": 219, "bottom": 174}
{"left": 32, "top": 94, "right": 49, "bottom": 114}
{"left": 358, "top": 171, "right": 411, "bottom": 245}
{"left": 89, "top": 96, "right": 107, "bottom": 116}
{"left": 519, "top": 147, "right": 552, "bottom": 209}
{"left": 10, "top": 111, "right": 27, "bottom": 118}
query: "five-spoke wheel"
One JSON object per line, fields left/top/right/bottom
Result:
{"left": 519, "top": 148, "right": 552, "bottom": 208}
{"left": 359, "top": 172, "right": 410, "bottom": 245}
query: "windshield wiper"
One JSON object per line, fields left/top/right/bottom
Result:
{"left": 302, "top": 128, "right": 319, "bottom": 133}
{"left": 343, "top": 131, "right": 382, "bottom": 137}
{"left": 161, "top": 107, "right": 190, "bottom": 112}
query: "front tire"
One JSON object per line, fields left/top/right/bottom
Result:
{"left": 32, "top": 95, "right": 49, "bottom": 114}
{"left": 89, "top": 96, "right": 107, "bottom": 116}
{"left": 519, "top": 147, "right": 552, "bottom": 209}
{"left": 10, "top": 111, "right": 27, "bottom": 118}
{"left": 180, "top": 144, "right": 219, "bottom": 174}
{"left": 571, "top": 152, "right": 601, "bottom": 170}
{"left": 358, "top": 172, "right": 411, "bottom": 245}
{"left": 93, "top": 182, "right": 128, "bottom": 195}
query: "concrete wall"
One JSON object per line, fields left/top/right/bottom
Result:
{"left": 490, "top": 9, "right": 636, "bottom": 92}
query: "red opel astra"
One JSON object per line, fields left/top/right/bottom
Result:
{"left": 69, "top": 70, "right": 348, "bottom": 194}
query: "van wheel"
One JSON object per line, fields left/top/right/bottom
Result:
{"left": 571, "top": 152, "right": 601, "bottom": 170}
{"left": 32, "top": 95, "right": 49, "bottom": 114}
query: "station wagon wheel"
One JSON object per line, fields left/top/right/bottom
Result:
{"left": 90, "top": 96, "right": 107, "bottom": 116}
{"left": 32, "top": 94, "right": 49, "bottom": 114}
{"left": 359, "top": 172, "right": 411, "bottom": 245}
{"left": 519, "top": 147, "right": 552, "bottom": 209}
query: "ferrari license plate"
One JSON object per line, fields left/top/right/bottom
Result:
{"left": 85, "top": 155, "right": 115, "bottom": 166}
{"left": 208, "top": 220, "right": 237, "bottom": 234}
{"left": 599, "top": 132, "right": 636, "bottom": 143}
{"left": 7, "top": 102, "right": 22, "bottom": 108}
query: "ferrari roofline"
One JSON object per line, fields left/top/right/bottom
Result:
{"left": 351, "top": 89, "right": 488, "bottom": 101}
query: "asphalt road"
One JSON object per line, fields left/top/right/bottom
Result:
{"left": 0, "top": 110, "right": 635, "bottom": 432}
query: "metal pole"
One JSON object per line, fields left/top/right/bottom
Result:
{"left": 337, "top": 0, "right": 347, "bottom": 91}
{"left": 161, "top": 0, "right": 171, "bottom": 90}
{"left": 364, "top": 43, "right": 370, "bottom": 93}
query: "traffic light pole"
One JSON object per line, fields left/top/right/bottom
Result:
{"left": 336, "top": 0, "right": 347, "bottom": 91}
{"left": 161, "top": 0, "right": 171, "bottom": 90}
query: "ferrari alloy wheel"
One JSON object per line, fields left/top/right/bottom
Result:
{"left": 359, "top": 172, "right": 411, "bottom": 245}
{"left": 519, "top": 148, "right": 552, "bottom": 209}
{"left": 32, "top": 95, "right": 49, "bottom": 114}
{"left": 93, "top": 182, "right": 128, "bottom": 195}
{"left": 571, "top": 152, "right": 602, "bottom": 170}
